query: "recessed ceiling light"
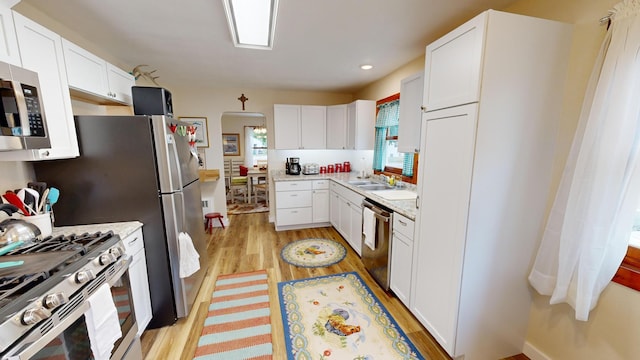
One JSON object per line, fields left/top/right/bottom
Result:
{"left": 223, "top": 0, "right": 279, "bottom": 50}
{"left": 360, "top": 64, "right": 373, "bottom": 70}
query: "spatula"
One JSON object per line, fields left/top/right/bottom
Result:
{"left": 3, "top": 192, "right": 30, "bottom": 216}
{"left": 17, "top": 188, "right": 39, "bottom": 215}
{"left": 46, "top": 187, "right": 60, "bottom": 212}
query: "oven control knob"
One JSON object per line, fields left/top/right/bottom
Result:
{"left": 74, "top": 270, "right": 96, "bottom": 284}
{"left": 20, "top": 307, "right": 51, "bottom": 325}
{"left": 43, "top": 293, "right": 68, "bottom": 309}
{"left": 96, "top": 252, "right": 117, "bottom": 266}
{"left": 109, "top": 246, "right": 124, "bottom": 258}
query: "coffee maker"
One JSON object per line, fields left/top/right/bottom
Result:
{"left": 289, "top": 157, "right": 301, "bottom": 175}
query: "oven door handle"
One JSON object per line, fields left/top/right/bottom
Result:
{"left": 6, "top": 302, "right": 90, "bottom": 360}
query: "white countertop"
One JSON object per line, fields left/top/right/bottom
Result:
{"left": 272, "top": 172, "right": 418, "bottom": 220}
{"left": 51, "top": 221, "right": 143, "bottom": 239}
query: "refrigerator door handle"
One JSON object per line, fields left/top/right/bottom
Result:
{"left": 178, "top": 189, "right": 187, "bottom": 233}
{"left": 167, "top": 135, "right": 184, "bottom": 192}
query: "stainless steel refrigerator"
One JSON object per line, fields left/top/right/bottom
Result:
{"left": 33, "top": 115, "right": 208, "bottom": 329}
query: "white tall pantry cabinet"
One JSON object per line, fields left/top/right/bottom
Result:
{"left": 412, "top": 10, "right": 572, "bottom": 359}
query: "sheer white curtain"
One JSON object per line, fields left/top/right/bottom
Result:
{"left": 244, "top": 127, "right": 255, "bottom": 166}
{"left": 528, "top": 0, "right": 640, "bottom": 321}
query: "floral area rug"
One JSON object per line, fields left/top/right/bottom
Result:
{"left": 227, "top": 201, "right": 270, "bottom": 215}
{"left": 278, "top": 272, "right": 423, "bottom": 360}
{"left": 280, "top": 238, "right": 346, "bottom": 268}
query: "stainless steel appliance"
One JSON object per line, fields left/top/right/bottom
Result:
{"left": 0, "top": 231, "right": 140, "bottom": 359}
{"left": 302, "top": 163, "right": 319, "bottom": 175}
{"left": 34, "top": 115, "right": 208, "bottom": 329}
{"left": 362, "top": 199, "right": 393, "bottom": 290}
{"left": 0, "top": 60, "right": 49, "bottom": 151}
{"left": 289, "top": 157, "right": 301, "bottom": 175}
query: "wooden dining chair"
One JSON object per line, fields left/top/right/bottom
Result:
{"left": 228, "top": 159, "right": 248, "bottom": 203}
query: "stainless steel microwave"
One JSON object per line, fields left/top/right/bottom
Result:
{"left": 0, "top": 60, "right": 49, "bottom": 151}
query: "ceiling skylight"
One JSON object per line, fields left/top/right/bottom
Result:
{"left": 222, "top": 0, "right": 279, "bottom": 50}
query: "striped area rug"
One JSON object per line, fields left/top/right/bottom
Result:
{"left": 193, "top": 270, "right": 273, "bottom": 360}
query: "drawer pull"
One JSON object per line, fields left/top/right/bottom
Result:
{"left": 291, "top": 210, "right": 298, "bottom": 214}
{"left": 290, "top": 194, "right": 298, "bottom": 197}
{"left": 128, "top": 237, "right": 139, "bottom": 244}
{"left": 398, "top": 220, "right": 407, "bottom": 226}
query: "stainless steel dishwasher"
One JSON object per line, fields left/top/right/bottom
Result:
{"left": 361, "top": 199, "right": 393, "bottom": 290}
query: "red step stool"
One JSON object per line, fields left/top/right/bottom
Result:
{"left": 205, "top": 212, "right": 225, "bottom": 233}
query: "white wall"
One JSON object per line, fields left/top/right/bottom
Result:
{"left": 501, "top": 0, "right": 640, "bottom": 359}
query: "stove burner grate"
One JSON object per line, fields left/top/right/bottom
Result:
{"left": 0, "top": 231, "right": 115, "bottom": 307}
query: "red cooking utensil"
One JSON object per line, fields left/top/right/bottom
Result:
{"left": 3, "top": 192, "right": 30, "bottom": 216}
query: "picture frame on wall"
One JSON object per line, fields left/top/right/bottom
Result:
{"left": 179, "top": 117, "right": 209, "bottom": 147}
{"left": 222, "top": 133, "right": 241, "bottom": 156}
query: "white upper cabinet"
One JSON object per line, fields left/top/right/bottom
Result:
{"left": 106, "top": 63, "right": 135, "bottom": 104}
{"left": 346, "top": 100, "right": 375, "bottom": 150}
{"left": 423, "top": 12, "right": 485, "bottom": 112}
{"left": 63, "top": 39, "right": 108, "bottom": 96}
{"left": 300, "top": 105, "right": 326, "bottom": 149}
{"left": 326, "top": 104, "right": 347, "bottom": 149}
{"left": 63, "top": 39, "right": 134, "bottom": 105}
{"left": 3, "top": 12, "right": 78, "bottom": 160}
{"left": 274, "top": 104, "right": 326, "bottom": 149}
{"left": 0, "top": 6, "right": 20, "bottom": 66}
{"left": 274, "top": 104, "right": 301, "bottom": 149}
{"left": 398, "top": 71, "right": 424, "bottom": 153}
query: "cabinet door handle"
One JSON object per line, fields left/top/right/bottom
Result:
{"left": 416, "top": 195, "right": 420, "bottom": 209}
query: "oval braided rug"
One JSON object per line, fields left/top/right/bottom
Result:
{"left": 280, "top": 238, "right": 346, "bottom": 268}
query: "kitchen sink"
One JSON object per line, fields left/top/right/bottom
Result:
{"left": 357, "top": 184, "right": 394, "bottom": 191}
{"left": 348, "top": 180, "right": 375, "bottom": 185}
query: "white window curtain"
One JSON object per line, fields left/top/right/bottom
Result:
{"left": 244, "top": 127, "right": 256, "bottom": 166}
{"left": 528, "top": 0, "right": 640, "bottom": 321}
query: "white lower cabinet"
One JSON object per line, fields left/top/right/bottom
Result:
{"left": 329, "top": 182, "right": 364, "bottom": 256}
{"left": 390, "top": 213, "right": 414, "bottom": 307}
{"left": 275, "top": 180, "right": 330, "bottom": 230}
{"left": 347, "top": 201, "right": 362, "bottom": 256}
{"left": 122, "top": 227, "right": 152, "bottom": 335}
{"left": 312, "top": 180, "right": 329, "bottom": 223}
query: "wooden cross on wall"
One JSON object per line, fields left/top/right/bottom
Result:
{"left": 238, "top": 93, "right": 248, "bottom": 110}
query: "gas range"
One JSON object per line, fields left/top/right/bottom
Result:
{"left": 0, "top": 231, "right": 126, "bottom": 356}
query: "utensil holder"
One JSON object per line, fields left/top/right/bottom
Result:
{"left": 23, "top": 213, "right": 52, "bottom": 237}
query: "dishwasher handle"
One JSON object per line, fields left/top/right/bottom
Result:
{"left": 362, "top": 200, "right": 392, "bottom": 221}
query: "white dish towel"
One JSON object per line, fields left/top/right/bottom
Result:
{"left": 362, "top": 207, "right": 376, "bottom": 251}
{"left": 179, "top": 231, "right": 200, "bottom": 278}
{"left": 85, "top": 283, "right": 122, "bottom": 360}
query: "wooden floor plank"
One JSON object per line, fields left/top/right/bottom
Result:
{"left": 140, "top": 212, "right": 527, "bottom": 360}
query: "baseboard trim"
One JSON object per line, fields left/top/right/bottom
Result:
{"left": 523, "top": 341, "right": 551, "bottom": 360}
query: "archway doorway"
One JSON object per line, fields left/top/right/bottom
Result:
{"left": 220, "top": 112, "right": 268, "bottom": 209}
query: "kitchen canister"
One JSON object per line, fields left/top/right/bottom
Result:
{"left": 327, "top": 165, "right": 335, "bottom": 173}
{"left": 23, "top": 213, "right": 53, "bottom": 237}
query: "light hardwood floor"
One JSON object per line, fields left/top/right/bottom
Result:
{"left": 140, "top": 212, "right": 528, "bottom": 360}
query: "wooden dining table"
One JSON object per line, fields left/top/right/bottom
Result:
{"left": 246, "top": 168, "right": 267, "bottom": 203}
